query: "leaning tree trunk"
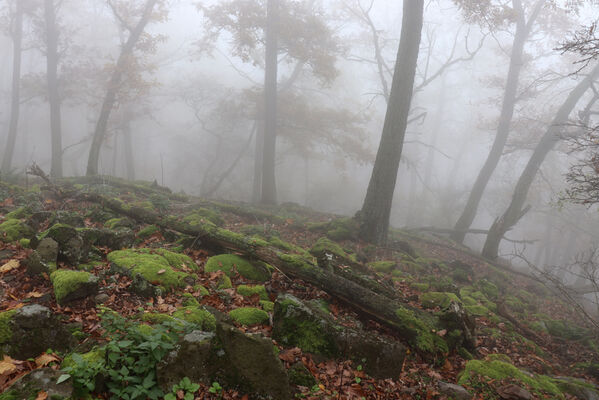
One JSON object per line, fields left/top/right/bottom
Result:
{"left": 358, "top": 0, "right": 424, "bottom": 244}
{"left": 482, "top": 62, "right": 599, "bottom": 259}
{"left": 260, "top": 0, "right": 279, "bottom": 205}
{"left": 45, "top": 0, "right": 63, "bottom": 178}
{"left": 0, "top": 0, "right": 23, "bottom": 175}
{"left": 122, "top": 110, "right": 135, "bottom": 181}
{"left": 451, "top": 0, "right": 544, "bottom": 244}
{"left": 86, "top": 0, "right": 157, "bottom": 176}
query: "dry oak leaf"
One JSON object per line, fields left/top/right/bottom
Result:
{"left": 0, "top": 356, "right": 17, "bottom": 375}
{"left": 0, "top": 260, "right": 19, "bottom": 274}
{"left": 35, "top": 353, "right": 59, "bottom": 367}
{"left": 35, "top": 390, "right": 48, "bottom": 400}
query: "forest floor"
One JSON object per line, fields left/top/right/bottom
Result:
{"left": 0, "top": 176, "right": 598, "bottom": 400}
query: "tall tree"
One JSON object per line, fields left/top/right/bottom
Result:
{"left": 451, "top": 0, "right": 545, "bottom": 243}
{"left": 261, "top": 0, "right": 278, "bottom": 204}
{"left": 482, "top": 62, "right": 599, "bottom": 259}
{"left": 45, "top": 0, "right": 63, "bottom": 177}
{"left": 86, "top": 0, "right": 159, "bottom": 176}
{"left": 0, "top": 0, "right": 23, "bottom": 175}
{"left": 357, "top": 0, "right": 424, "bottom": 244}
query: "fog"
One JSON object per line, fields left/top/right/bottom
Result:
{"left": 2, "top": 0, "right": 599, "bottom": 279}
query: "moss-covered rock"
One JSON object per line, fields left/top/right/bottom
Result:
{"left": 458, "top": 358, "right": 562, "bottom": 397}
{"left": 183, "top": 208, "right": 224, "bottom": 226}
{"left": 107, "top": 248, "right": 195, "bottom": 294}
{"left": 420, "top": 292, "right": 461, "bottom": 309}
{"left": 394, "top": 306, "right": 448, "bottom": 354}
{"left": 204, "top": 254, "right": 271, "bottom": 282}
{"left": 0, "top": 218, "right": 34, "bottom": 242}
{"left": 217, "top": 274, "right": 233, "bottom": 289}
{"left": 477, "top": 279, "right": 499, "bottom": 300}
{"left": 61, "top": 347, "right": 106, "bottom": 370}
{"left": 137, "top": 224, "right": 160, "bottom": 239}
{"left": 288, "top": 362, "right": 317, "bottom": 387}
{"left": 369, "top": 261, "right": 396, "bottom": 273}
{"left": 172, "top": 306, "right": 216, "bottom": 331}
{"left": 229, "top": 307, "right": 269, "bottom": 325}
{"left": 260, "top": 300, "right": 274, "bottom": 312}
{"left": 0, "top": 368, "right": 74, "bottom": 400}
{"left": 50, "top": 270, "right": 99, "bottom": 304}
{"left": 0, "top": 310, "right": 16, "bottom": 345}
{"left": 237, "top": 284, "right": 269, "bottom": 300}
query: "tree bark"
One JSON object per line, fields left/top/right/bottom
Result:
{"left": 0, "top": 0, "right": 23, "bottom": 175}
{"left": 45, "top": 0, "right": 63, "bottom": 178}
{"left": 482, "top": 62, "right": 599, "bottom": 259}
{"left": 260, "top": 0, "right": 279, "bottom": 204}
{"left": 86, "top": 0, "right": 157, "bottom": 176}
{"left": 451, "top": 0, "right": 544, "bottom": 243}
{"left": 358, "top": 0, "right": 424, "bottom": 244}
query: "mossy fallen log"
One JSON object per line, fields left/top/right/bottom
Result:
{"left": 79, "top": 192, "right": 474, "bottom": 357}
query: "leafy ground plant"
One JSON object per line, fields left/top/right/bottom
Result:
{"left": 165, "top": 377, "right": 201, "bottom": 400}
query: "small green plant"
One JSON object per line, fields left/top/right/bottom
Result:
{"left": 209, "top": 381, "right": 223, "bottom": 398}
{"left": 165, "top": 377, "right": 200, "bottom": 400}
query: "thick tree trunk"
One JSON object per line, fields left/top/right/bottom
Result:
{"left": 86, "top": 0, "right": 157, "bottom": 176}
{"left": 252, "top": 121, "right": 264, "bottom": 203}
{"left": 261, "top": 0, "right": 279, "bottom": 204}
{"left": 45, "top": 0, "right": 63, "bottom": 178}
{"left": 358, "top": 0, "right": 424, "bottom": 244}
{"left": 0, "top": 0, "right": 23, "bottom": 174}
{"left": 482, "top": 63, "right": 599, "bottom": 259}
{"left": 451, "top": 0, "right": 544, "bottom": 243}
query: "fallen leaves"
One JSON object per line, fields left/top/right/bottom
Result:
{"left": 35, "top": 353, "right": 60, "bottom": 368}
{"left": 0, "top": 356, "right": 17, "bottom": 375}
{"left": 0, "top": 259, "right": 19, "bottom": 274}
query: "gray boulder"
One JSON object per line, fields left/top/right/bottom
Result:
{"left": 438, "top": 381, "right": 471, "bottom": 400}
{"left": 1, "top": 367, "right": 73, "bottom": 399}
{"left": 5, "top": 304, "right": 74, "bottom": 359}
{"left": 272, "top": 293, "right": 407, "bottom": 379}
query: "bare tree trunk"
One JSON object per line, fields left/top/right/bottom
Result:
{"left": 252, "top": 120, "right": 264, "bottom": 203}
{"left": 482, "top": 63, "right": 599, "bottom": 259}
{"left": 261, "top": 0, "right": 278, "bottom": 204}
{"left": 451, "top": 0, "right": 544, "bottom": 243}
{"left": 123, "top": 109, "right": 135, "bottom": 181}
{"left": 45, "top": 0, "right": 63, "bottom": 178}
{"left": 1, "top": 0, "right": 23, "bottom": 174}
{"left": 358, "top": 0, "right": 424, "bottom": 244}
{"left": 86, "top": 0, "right": 157, "bottom": 176}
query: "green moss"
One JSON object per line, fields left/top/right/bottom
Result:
{"left": 5, "top": 207, "right": 31, "bottom": 220}
{"left": 458, "top": 359, "right": 562, "bottom": 397}
{"left": 107, "top": 248, "right": 194, "bottom": 292}
{"left": 420, "top": 292, "right": 461, "bottom": 309}
{"left": 50, "top": 270, "right": 96, "bottom": 304}
{"left": 62, "top": 348, "right": 106, "bottom": 369}
{"left": 461, "top": 296, "right": 477, "bottom": 306}
{"left": 477, "top": 279, "right": 499, "bottom": 300}
{"left": 141, "top": 312, "right": 177, "bottom": 325}
{"left": 288, "top": 362, "right": 317, "bottom": 387}
{"left": 310, "top": 237, "right": 347, "bottom": 258}
{"left": 274, "top": 298, "right": 338, "bottom": 356}
{"left": 544, "top": 319, "right": 589, "bottom": 340}
{"left": 0, "top": 218, "right": 33, "bottom": 242}
{"left": 237, "top": 285, "right": 269, "bottom": 300}
{"left": 105, "top": 218, "right": 126, "bottom": 229}
{"left": 228, "top": 307, "right": 269, "bottom": 325}
{"left": 464, "top": 304, "right": 491, "bottom": 317}
{"left": 505, "top": 295, "right": 526, "bottom": 313}
{"left": 193, "top": 285, "right": 209, "bottom": 297}
{"left": 411, "top": 282, "right": 430, "bottom": 291}
{"left": 183, "top": 208, "right": 223, "bottom": 226}
{"left": 217, "top": 274, "right": 232, "bottom": 289}
{"left": 182, "top": 293, "right": 200, "bottom": 307}
{"left": 172, "top": 306, "right": 216, "bottom": 331}
{"left": 0, "top": 310, "right": 16, "bottom": 343}
{"left": 204, "top": 254, "right": 270, "bottom": 282}
{"left": 260, "top": 300, "right": 274, "bottom": 312}
{"left": 458, "top": 347, "right": 473, "bottom": 360}
{"left": 137, "top": 225, "right": 159, "bottom": 239}
{"left": 19, "top": 238, "right": 30, "bottom": 248}
{"left": 394, "top": 306, "right": 448, "bottom": 354}
{"left": 268, "top": 236, "right": 294, "bottom": 251}
{"left": 307, "top": 218, "right": 358, "bottom": 241}
{"left": 368, "top": 261, "right": 396, "bottom": 273}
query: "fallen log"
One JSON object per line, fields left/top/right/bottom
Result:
{"left": 78, "top": 192, "right": 474, "bottom": 357}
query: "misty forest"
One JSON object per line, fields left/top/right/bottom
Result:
{"left": 4, "top": 0, "right": 599, "bottom": 399}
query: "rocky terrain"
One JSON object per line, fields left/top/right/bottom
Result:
{"left": 0, "top": 176, "right": 597, "bottom": 399}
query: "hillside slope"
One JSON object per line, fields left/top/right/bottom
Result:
{"left": 0, "top": 177, "right": 597, "bottom": 400}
